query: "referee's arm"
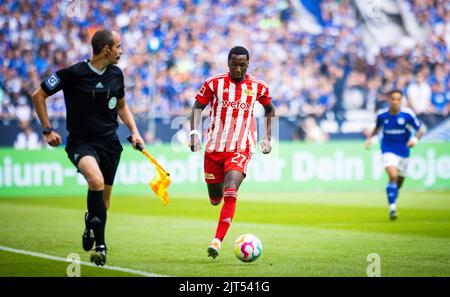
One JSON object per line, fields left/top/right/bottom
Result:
{"left": 31, "top": 87, "right": 62, "bottom": 147}
{"left": 117, "top": 97, "right": 144, "bottom": 149}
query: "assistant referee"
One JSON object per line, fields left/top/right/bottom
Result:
{"left": 31, "top": 29, "right": 144, "bottom": 266}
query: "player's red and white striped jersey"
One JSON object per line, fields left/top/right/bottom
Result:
{"left": 195, "top": 72, "right": 271, "bottom": 153}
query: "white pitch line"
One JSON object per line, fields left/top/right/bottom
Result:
{"left": 0, "top": 245, "right": 169, "bottom": 277}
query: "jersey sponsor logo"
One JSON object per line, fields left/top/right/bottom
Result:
{"left": 205, "top": 173, "right": 216, "bottom": 179}
{"left": 95, "top": 82, "right": 104, "bottom": 88}
{"left": 384, "top": 129, "right": 406, "bottom": 134}
{"left": 221, "top": 100, "right": 252, "bottom": 110}
{"left": 198, "top": 86, "right": 206, "bottom": 96}
{"left": 397, "top": 117, "right": 405, "bottom": 125}
{"left": 108, "top": 97, "right": 117, "bottom": 109}
{"left": 45, "top": 74, "right": 60, "bottom": 90}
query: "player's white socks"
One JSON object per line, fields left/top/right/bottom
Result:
{"left": 389, "top": 203, "right": 397, "bottom": 212}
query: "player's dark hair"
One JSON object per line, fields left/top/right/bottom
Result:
{"left": 387, "top": 89, "right": 403, "bottom": 98}
{"left": 91, "top": 29, "right": 115, "bottom": 55}
{"left": 228, "top": 46, "right": 250, "bottom": 62}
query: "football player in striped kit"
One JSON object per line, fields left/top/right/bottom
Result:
{"left": 189, "top": 46, "right": 276, "bottom": 259}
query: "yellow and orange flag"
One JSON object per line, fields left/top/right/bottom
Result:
{"left": 128, "top": 136, "right": 171, "bottom": 206}
{"left": 149, "top": 163, "right": 171, "bottom": 207}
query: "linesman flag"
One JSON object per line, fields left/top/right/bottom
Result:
{"left": 127, "top": 136, "right": 171, "bottom": 206}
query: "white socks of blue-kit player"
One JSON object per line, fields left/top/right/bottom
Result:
{"left": 389, "top": 203, "right": 397, "bottom": 212}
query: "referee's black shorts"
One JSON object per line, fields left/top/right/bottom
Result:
{"left": 65, "top": 134, "right": 123, "bottom": 186}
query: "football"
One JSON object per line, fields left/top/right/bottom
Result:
{"left": 234, "top": 234, "right": 262, "bottom": 262}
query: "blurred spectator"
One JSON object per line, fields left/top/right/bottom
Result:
{"left": 429, "top": 82, "right": 450, "bottom": 126}
{"left": 302, "top": 89, "right": 327, "bottom": 120}
{"left": 144, "top": 129, "right": 162, "bottom": 146}
{"left": 302, "top": 116, "right": 329, "bottom": 143}
{"left": 0, "top": 97, "right": 15, "bottom": 121}
{"left": 366, "top": 77, "right": 383, "bottom": 112}
{"left": 407, "top": 70, "right": 433, "bottom": 125}
{"left": 343, "top": 71, "right": 367, "bottom": 111}
{"left": 14, "top": 124, "right": 41, "bottom": 150}
{"left": 15, "top": 95, "right": 32, "bottom": 127}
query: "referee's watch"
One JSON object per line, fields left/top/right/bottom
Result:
{"left": 42, "top": 127, "right": 54, "bottom": 135}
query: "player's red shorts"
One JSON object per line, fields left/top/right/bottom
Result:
{"left": 204, "top": 151, "right": 252, "bottom": 184}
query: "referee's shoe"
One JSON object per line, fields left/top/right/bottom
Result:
{"left": 82, "top": 212, "right": 95, "bottom": 251}
{"left": 90, "top": 245, "right": 107, "bottom": 266}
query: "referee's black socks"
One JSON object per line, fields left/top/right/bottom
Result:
{"left": 87, "top": 190, "right": 107, "bottom": 248}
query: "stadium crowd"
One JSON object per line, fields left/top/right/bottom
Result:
{"left": 0, "top": 0, "right": 449, "bottom": 145}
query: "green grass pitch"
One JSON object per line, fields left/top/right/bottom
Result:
{"left": 1, "top": 191, "right": 449, "bottom": 277}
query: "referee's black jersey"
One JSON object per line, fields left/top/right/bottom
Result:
{"left": 40, "top": 60, "right": 125, "bottom": 140}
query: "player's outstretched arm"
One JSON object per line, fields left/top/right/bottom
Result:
{"left": 117, "top": 97, "right": 144, "bottom": 149}
{"left": 364, "top": 126, "right": 380, "bottom": 150}
{"left": 407, "top": 126, "right": 425, "bottom": 148}
{"left": 260, "top": 102, "right": 275, "bottom": 154}
{"left": 31, "top": 87, "right": 62, "bottom": 147}
{"left": 189, "top": 100, "right": 206, "bottom": 152}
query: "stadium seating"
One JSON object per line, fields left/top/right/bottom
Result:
{"left": 0, "top": 0, "right": 448, "bottom": 147}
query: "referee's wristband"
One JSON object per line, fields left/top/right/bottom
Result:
{"left": 190, "top": 130, "right": 200, "bottom": 136}
{"left": 410, "top": 136, "right": 418, "bottom": 144}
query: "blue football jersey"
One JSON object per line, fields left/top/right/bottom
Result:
{"left": 376, "top": 108, "right": 421, "bottom": 157}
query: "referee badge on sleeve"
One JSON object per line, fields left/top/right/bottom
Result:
{"left": 45, "top": 74, "right": 60, "bottom": 90}
{"left": 108, "top": 97, "right": 117, "bottom": 109}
